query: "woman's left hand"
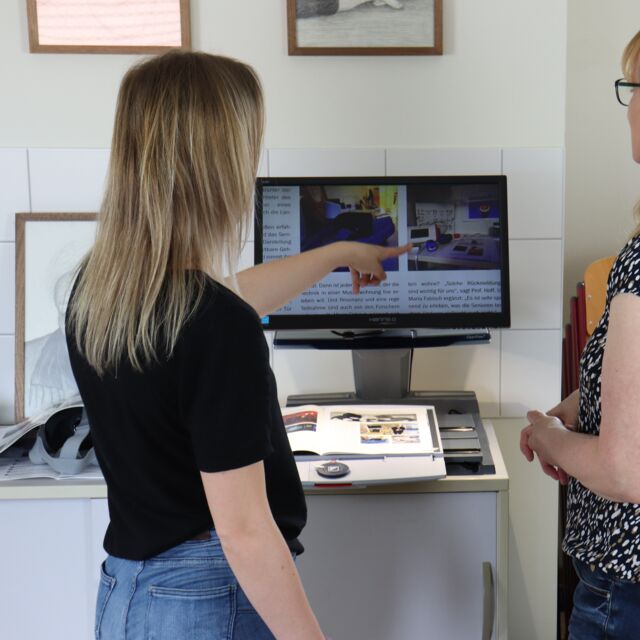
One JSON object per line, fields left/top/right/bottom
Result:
{"left": 520, "top": 410, "right": 574, "bottom": 484}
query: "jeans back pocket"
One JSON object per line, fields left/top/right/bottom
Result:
{"left": 146, "top": 583, "right": 237, "bottom": 640}
{"left": 95, "top": 562, "right": 117, "bottom": 639}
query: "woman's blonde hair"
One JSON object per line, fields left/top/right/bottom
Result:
{"left": 622, "top": 32, "right": 640, "bottom": 237}
{"left": 622, "top": 31, "right": 640, "bottom": 83}
{"left": 68, "top": 51, "right": 264, "bottom": 375}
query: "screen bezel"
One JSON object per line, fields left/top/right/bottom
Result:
{"left": 254, "top": 175, "right": 510, "bottom": 331}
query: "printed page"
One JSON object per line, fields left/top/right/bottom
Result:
{"left": 281, "top": 406, "right": 324, "bottom": 455}
{"left": 320, "top": 405, "right": 435, "bottom": 456}
{"left": 0, "top": 447, "right": 103, "bottom": 481}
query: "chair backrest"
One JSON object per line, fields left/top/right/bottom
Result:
{"left": 584, "top": 256, "right": 616, "bottom": 335}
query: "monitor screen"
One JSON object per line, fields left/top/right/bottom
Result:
{"left": 254, "top": 176, "right": 510, "bottom": 331}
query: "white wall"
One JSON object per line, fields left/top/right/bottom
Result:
{"left": 0, "top": 1, "right": 566, "bottom": 149}
{"left": 564, "top": 1, "right": 640, "bottom": 318}
{"left": 0, "top": 2, "right": 568, "bottom": 639}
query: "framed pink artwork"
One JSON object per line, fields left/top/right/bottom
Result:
{"left": 27, "top": 0, "right": 190, "bottom": 54}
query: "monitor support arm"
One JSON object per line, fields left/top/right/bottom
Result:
{"left": 352, "top": 348, "right": 412, "bottom": 401}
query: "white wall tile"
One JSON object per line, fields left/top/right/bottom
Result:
{"left": 272, "top": 347, "right": 354, "bottom": 406}
{"left": 29, "top": 148, "right": 110, "bottom": 212}
{"left": 0, "top": 242, "right": 15, "bottom": 334}
{"left": 0, "top": 335, "right": 15, "bottom": 424}
{"left": 411, "top": 335, "right": 501, "bottom": 418}
{"left": 0, "top": 149, "right": 30, "bottom": 241}
{"left": 503, "top": 148, "right": 564, "bottom": 239}
{"left": 500, "top": 329, "right": 562, "bottom": 418}
{"left": 509, "top": 239, "right": 563, "bottom": 329}
{"left": 268, "top": 148, "right": 385, "bottom": 177}
{"left": 386, "top": 148, "right": 502, "bottom": 176}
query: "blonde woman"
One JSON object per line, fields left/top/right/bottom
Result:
{"left": 521, "top": 31, "right": 640, "bottom": 639}
{"left": 67, "top": 51, "right": 408, "bottom": 640}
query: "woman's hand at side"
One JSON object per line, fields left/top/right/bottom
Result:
{"left": 520, "top": 390, "right": 579, "bottom": 484}
{"left": 520, "top": 410, "right": 574, "bottom": 484}
{"left": 546, "top": 389, "right": 580, "bottom": 429}
{"left": 200, "top": 461, "right": 325, "bottom": 640}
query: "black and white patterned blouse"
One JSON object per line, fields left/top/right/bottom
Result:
{"left": 563, "top": 235, "right": 640, "bottom": 582}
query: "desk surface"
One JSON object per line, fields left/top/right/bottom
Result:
{"left": 0, "top": 421, "right": 507, "bottom": 500}
{"left": 410, "top": 235, "right": 501, "bottom": 270}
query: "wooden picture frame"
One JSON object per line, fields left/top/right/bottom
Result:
{"left": 15, "top": 213, "right": 97, "bottom": 421}
{"left": 287, "top": 0, "right": 442, "bottom": 56}
{"left": 26, "top": 0, "right": 191, "bottom": 54}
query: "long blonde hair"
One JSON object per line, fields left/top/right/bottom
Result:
{"left": 68, "top": 51, "right": 264, "bottom": 375}
{"left": 622, "top": 31, "right": 640, "bottom": 237}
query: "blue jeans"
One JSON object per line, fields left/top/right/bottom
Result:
{"left": 95, "top": 530, "right": 286, "bottom": 639}
{"left": 569, "top": 557, "right": 640, "bottom": 639}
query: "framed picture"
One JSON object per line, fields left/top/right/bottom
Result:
{"left": 15, "top": 213, "right": 97, "bottom": 421}
{"left": 27, "top": 0, "right": 191, "bottom": 54}
{"left": 287, "top": 0, "right": 442, "bottom": 55}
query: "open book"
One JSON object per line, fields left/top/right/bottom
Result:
{"left": 282, "top": 404, "right": 438, "bottom": 458}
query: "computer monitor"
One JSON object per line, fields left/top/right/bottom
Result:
{"left": 254, "top": 175, "right": 509, "bottom": 403}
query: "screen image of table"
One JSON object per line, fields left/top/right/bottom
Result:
{"left": 408, "top": 234, "right": 501, "bottom": 271}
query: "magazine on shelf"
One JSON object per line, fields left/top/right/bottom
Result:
{"left": 0, "top": 395, "right": 103, "bottom": 481}
{"left": 282, "top": 404, "right": 439, "bottom": 458}
{"left": 0, "top": 395, "right": 84, "bottom": 456}
{"left": 0, "top": 445, "right": 103, "bottom": 482}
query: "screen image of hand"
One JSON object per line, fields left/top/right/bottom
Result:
{"left": 346, "top": 241, "right": 412, "bottom": 293}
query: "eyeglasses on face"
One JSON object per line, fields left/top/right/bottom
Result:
{"left": 615, "top": 78, "right": 640, "bottom": 106}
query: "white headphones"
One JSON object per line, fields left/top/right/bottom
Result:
{"left": 29, "top": 405, "right": 97, "bottom": 475}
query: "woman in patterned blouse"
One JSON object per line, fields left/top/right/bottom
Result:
{"left": 520, "top": 32, "right": 640, "bottom": 640}
{"left": 520, "top": 30, "right": 640, "bottom": 640}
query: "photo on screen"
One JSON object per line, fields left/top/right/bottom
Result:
{"left": 405, "top": 183, "right": 502, "bottom": 271}
{"left": 299, "top": 184, "right": 400, "bottom": 271}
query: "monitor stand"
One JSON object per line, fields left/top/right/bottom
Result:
{"left": 287, "top": 348, "right": 413, "bottom": 405}
{"left": 279, "top": 334, "right": 495, "bottom": 473}
{"left": 276, "top": 327, "right": 491, "bottom": 405}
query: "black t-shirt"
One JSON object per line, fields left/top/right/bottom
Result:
{"left": 66, "top": 277, "right": 307, "bottom": 560}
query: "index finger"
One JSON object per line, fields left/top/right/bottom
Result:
{"left": 382, "top": 242, "right": 413, "bottom": 258}
{"left": 526, "top": 409, "right": 546, "bottom": 423}
{"left": 350, "top": 267, "right": 360, "bottom": 294}
{"left": 519, "top": 426, "right": 534, "bottom": 461}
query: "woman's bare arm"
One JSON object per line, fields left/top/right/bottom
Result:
{"left": 200, "top": 461, "right": 325, "bottom": 640}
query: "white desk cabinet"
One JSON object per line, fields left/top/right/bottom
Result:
{"left": 0, "top": 423, "right": 507, "bottom": 640}
{"left": 301, "top": 491, "right": 499, "bottom": 640}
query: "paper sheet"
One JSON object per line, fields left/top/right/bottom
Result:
{"left": 0, "top": 447, "right": 103, "bottom": 481}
